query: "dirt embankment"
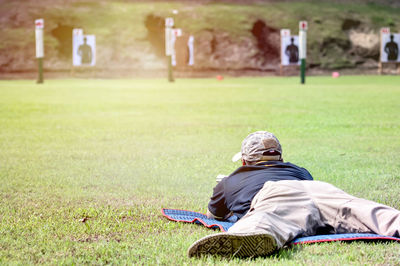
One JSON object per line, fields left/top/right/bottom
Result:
{"left": 0, "top": 1, "right": 399, "bottom": 77}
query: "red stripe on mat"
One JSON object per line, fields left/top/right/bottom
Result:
{"left": 294, "top": 236, "right": 400, "bottom": 245}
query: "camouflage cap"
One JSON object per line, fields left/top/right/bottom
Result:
{"left": 240, "top": 131, "right": 282, "bottom": 162}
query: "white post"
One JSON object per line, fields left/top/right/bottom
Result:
{"left": 35, "top": 19, "right": 44, "bottom": 83}
{"left": 280, "top": 29, "right": 291, "bottom": 75}
{"left": 379, "top": 27, "right": 390, "bottom": 74}
{"left": 188, "top": 35, "right": 194, "bottom": 66}
{"left": 72, "top": 28, "right": 83, "bottom": 66}
{"left": 171, "top": 28, "right": 182, "bottom": 67}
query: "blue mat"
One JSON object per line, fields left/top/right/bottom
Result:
{"left": 162, "top": 208, "right": 400, "bottom": 245}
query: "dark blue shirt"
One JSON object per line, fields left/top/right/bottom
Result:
{"left": 208, "top": 161, "right": 313, "bottom": 219}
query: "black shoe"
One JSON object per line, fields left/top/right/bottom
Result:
{"left": 188, "top": 232, "right": 277, "bottom": 258}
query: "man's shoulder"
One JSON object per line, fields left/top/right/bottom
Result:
{"left": 231, "top": 161, "right": 313, "bottom": 180}
{"left": 229, "top": 161, "right": 311, "bottom": 172}
{"left": 273, "top": 161, "right": 311, "bottom": 172}
{"left": 258, "top": 161, "right": 298, "bottom": 168}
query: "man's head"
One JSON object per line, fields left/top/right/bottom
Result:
{"left": 240, "top": 131, "right": 282, "bottom": 165}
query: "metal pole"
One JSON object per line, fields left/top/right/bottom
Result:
{"left": 37, "top": 58, "right": 43, "bottom": 84}
{"left": 300, "top": 58, "right": 305, "bottom": 84}
{"left": 168, "top": 54, "right": 174, "bottom": 82}
{"left": 165, "top": 18, "right": 174, "bottom": 82}
{"left": 299, "top": 21, "right": 307, "bottom": 84}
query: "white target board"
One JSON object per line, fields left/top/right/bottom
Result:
{"left": 35, "top": 19, "right": 44, "bottom": 58}
{"left": 73, "top": 35, "right": 96, "bottom": 66}
{"left": 188, "top": 35, "right": 194, "bottom": 66}
{"left": 281, "top": 35, "right": 300, "bottom": 65}
{"left": 381, "top": 33, "right": 400, "bottom": 62}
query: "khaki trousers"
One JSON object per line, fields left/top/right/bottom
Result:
{"left": 228, "top": 180, "right": 400, "bottom": 248}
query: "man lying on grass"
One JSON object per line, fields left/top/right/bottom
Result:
{"left": 188, "top": 131, "right": 400, "bottom": 258}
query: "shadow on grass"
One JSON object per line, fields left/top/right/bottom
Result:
{"left": 272, "top": 244, "right": 303, "bottom": 260}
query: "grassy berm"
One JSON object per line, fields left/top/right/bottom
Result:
{"left": 0, "top": 76, "right": 399, "bottom": 264}
{"left": 1, "top": 0, "right": 400, "bottom": 73}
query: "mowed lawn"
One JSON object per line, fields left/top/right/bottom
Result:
{"left": 0, "top": 76, "right": 399, "bottom": 264}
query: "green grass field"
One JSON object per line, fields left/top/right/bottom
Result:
{"left": 0, "top": 76, "right": 399, "bottom": 264}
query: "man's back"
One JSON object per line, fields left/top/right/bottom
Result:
{"left": 208, "top": 161, "right": 313, "bottom": 219}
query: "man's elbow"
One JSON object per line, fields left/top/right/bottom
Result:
{"left": 207, "top": 209, "right": 233, "bottom": 221}
{"left": 206, "top": 209, "right": 216, "bottom": 219}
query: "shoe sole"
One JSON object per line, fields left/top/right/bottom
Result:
{"left": 188, "top": 232, "right": 277, "bottom": 258}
